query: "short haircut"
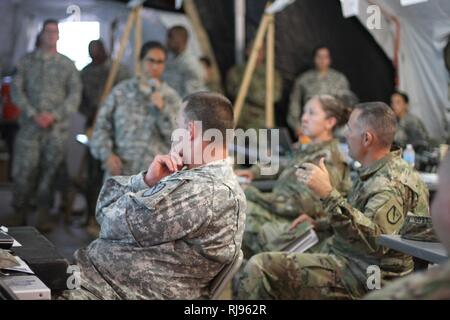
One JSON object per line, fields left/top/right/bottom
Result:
{"left": 182, "top": 92, "right": 234, "bottom": 139}
{"left": 312, "top": 45, "right": 330, "bottom": 58}
{"left": 139, "top": 41, "right": 167, "bottom": 61}
{"left": 89, "top": 39, "right": 105, "bottom": 49}
{"left": 169, "top": 25, "right": 188, "bottom": 41}
{"left": 354, "top": 102, "right": 397, "bottom": 148}
{"left": 392, "top": 90, "right": 409, "bottom": 104}
{"left": 42, "top": 19, "right": 59, "bottom": 30}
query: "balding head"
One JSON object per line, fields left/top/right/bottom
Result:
{"left": 431, "top": 152, "right": 450, "bottom": 252}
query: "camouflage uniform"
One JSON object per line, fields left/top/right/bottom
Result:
{"left": 79, "top": 59, "right": 129, "bottom": 127}
{"left": 226, "top": 64, "right": 282, "bottom": 130}
{"left": 90, "top": 78, "right": 181, "bottom": 177}
{"left": 243, "top": 139, "right": 351, "bottom": 255}
{"left": 288, "top": 69, "right": 349, "bottom": 132}
{"left": 11, "top": 50, "right": 81, "bottom": 211}
{"left": 394, "top": 113, "right": 429, "bottom": 149}
{"left": 80, "top": 59, "right": 130, "bottom": 221}
{"left": 61, "top": 159, "right": 246, "bottom": 299}
{"left": 163, "top": 50, "right": 205, "bottom": 98}
{"left": 237, "top": 150, "right": 430, "bottom": 299}
{"left": 365, "top": 261, "right": 450, "bottom": 299}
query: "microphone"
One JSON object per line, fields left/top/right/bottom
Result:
{"left": 147, "top": 78, "right": 157, "bottom": 93}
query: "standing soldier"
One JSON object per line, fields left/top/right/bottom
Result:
{"left": 164, "top": 25, "right": 205, "bottom": 98}
{"left": 12, "top": 19, "right": 82, "bottom": 232}
{"left": 90, "top": 41, "right": 181, "bottom": 178}
{"left": 79, "top": 39, "right": 129, "bottom": 230}
{"left": 288, "top": 46, "right": 350, "bottom": 138}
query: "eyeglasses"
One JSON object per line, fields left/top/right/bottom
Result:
{"left": 144, "top": 57, "right": 165, "bottom": 64}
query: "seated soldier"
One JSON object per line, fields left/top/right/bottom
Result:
{"left": 366, "top": 151, "right": 450, "bottom": 299}
{"left": 61, "top": 92, "right": 246, "bottom": 299}
{"left": 391, "top": 90, "right": 429, "bottom": 151}
{"left": 235, "top": 95, "right": 351, "bottom": 256}
{"left": 237, "top": 102, "right": 429, "bottom": 300}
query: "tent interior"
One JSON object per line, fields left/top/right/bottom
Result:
{"left": 0, "top": 0, "right": 449, "bottom": 301}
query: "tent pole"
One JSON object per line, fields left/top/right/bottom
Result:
{"left": 265, "top": 14, "right": 275, "bottom": 129}
{"left": 233, "top": 13, "right": 271, "bottom": 127}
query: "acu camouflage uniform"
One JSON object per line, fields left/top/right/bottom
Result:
{"left": 163, "top": 50, "right": 205, "bottom": 99}
{"left": 61, "top": 159, "right": 246, "bottom": 300}
{"left": 11, "top": 50, "right": 81, "bottom": 211}
{"left": 90, "top": 78, "right": 181, "bottom": 177}
{"left": 226, "top": 64, "right": 282, "bottom": 130}
{"left": 243, "top": 139, "right": 351, "bottom": 256}
{"left": 394, "top": 112, "right": 430, "bottom": 149}
{"left": 238, "top": 150, "right": 430, "bottom": 300}
{"left": 288, "top": 69, "right": 349, "bottom": 132}
{"left": 79, "top": 59, "right": 129, "bottom": 127}
{"left": 365, "top": 261, "right": 450, "bottom": 300}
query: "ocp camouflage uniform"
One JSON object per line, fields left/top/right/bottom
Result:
{"left": 365, "top": 261, "right": 450, "bottom": 300}
{"left": 61, "top": 159, "right": 246, "bottom": 299}
{"left": 238, "top": 150, "right": 430, "bottom": 299}
{"left": 243, "top": 139, "right": 351, "bottom": 255}
{"left": 394, "top": 113, "right": 429, "bottom": 149}
{"left": 90, "top": 78, "right": 180, "bottom": 177}
{"left": 11, "top": 50, "right": 81, "bottom": 212}
{"left": 288, "top": 69, "right": 350, "bottom": 133}
{"left": 163, "top": 50, "right": 205, "bottom": 98}
{"left": 226, "top": 64, "right": 282, "bottom": 130}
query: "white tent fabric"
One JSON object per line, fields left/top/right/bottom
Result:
{"left": 0, "top": 0, "right": 202, "bottom": 178}
{"left": 357, "top": 0, "right": 450, "bottom": 140}
{"left": 0, "top": 0, "right": 202, "bottom": 74}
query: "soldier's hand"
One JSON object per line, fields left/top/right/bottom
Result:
{"left": 151, "top": 92, "right": 164, "bottom": 111}
{"left": 296, "top": 157, "right": 332, "bottom": 199}
{"left": 41, "top": 112, "right": 55, "bottom": 127}
{"left": 34, "top": 114, "right": 48, "bottom": 128}
{"left": 106, "top": 154, "right": 122, "bottom": 176}
{"left": 145, "top": 153, "right": 183, "bottom": 187}
{"left": 289, "top": 213, "right": 316, "bottom": 231}
{"left": 234, "top": 169, "right": 254, "bottom": 182}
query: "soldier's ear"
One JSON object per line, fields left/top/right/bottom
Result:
{"left": 363, "top": 131, "right": 374, "bottom": 147}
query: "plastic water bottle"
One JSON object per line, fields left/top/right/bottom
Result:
{"left": 403, "top": 144, "right": 416, "bottom": 167}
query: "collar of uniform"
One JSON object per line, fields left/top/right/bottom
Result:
{"left": 358, "top": 150, "right": 401, "bottom": 180}
{"left": 34, "top": 49, "right": 59, "bottom": 61}
{"left": 312, "top": 68, "right": 338, "bottom": 80}
{"left": 166, "top": 159, "right": 230, "bottom": 180}
{"left": 170, "top": 49, "right": 188, "bottom": 63}
{"left": 133, "top": 76, "right": 166, "bottom": 92}
{"left": 300, "top": 139, "right": 335, "bottom": 154}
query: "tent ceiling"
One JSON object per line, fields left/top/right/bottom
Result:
{"left": 112, "top": 0, "right": 183, "bottom": 12}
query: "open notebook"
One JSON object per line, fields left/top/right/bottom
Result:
{"left": 283, "top": 227, "right": 319, "bottom": 253}
{"left": 263, "top": 221, "right": 319, "bottom": 253}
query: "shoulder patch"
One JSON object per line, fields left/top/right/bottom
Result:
{"left": 142, "top": 182, "right": 166, "bottom": 197}
{"left": 387, "top": 205, "right": 402, "bottom": 225}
